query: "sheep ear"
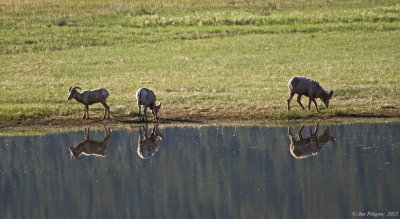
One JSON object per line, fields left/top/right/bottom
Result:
{"left": 329, "top": 91, "right": 333, "bottom": 98}
{"left": 69, "top": 86, "right": 72, "bottom": 92}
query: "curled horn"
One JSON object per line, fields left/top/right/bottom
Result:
{"left": 72, "top": 86, "right": 81, "bottom": 91}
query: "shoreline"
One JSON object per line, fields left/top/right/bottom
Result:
{"left": 1, "top": 111, "right": 399, "bottom": 132}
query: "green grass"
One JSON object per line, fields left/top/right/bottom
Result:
{"left": 0, "top": 0, "right": 399, "bottom": 122}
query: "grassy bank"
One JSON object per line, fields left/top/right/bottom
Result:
{"left": 0, "top": 0, "right": 399, "bottom": 125}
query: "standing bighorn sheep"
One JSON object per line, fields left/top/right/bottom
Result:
{"left": 288, "top": 123, "right": 335, "bottom": 159}
{"left": 287, "top": 76, "right": 333, "bottom": 112}
{"left": 69, "top": 127, "right": 111, "bottom": 160}
{"left": 136, "top": 88, "right": 162, "bottom": 121}
{"left": 68, "top": 86, "right": 110, "bottom": 119}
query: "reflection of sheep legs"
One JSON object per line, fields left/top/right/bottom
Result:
{"left": 297, "top": 125, "right": 305, "bottom": 139}
{"left": 103, "top": 126, "right": 111, "bottom": 139}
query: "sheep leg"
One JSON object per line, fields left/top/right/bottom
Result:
{"left": 106, "top": 103, "right": 110, "bottom": 119}
{"left": 83, "top": 105, "right": 88, "bottom": 119}
{"left": 138, "top": 103, "right": 142, "bottom": 121}
{"left": 139, "top": 126, "right": 144, "bottom": 141}
{"left": 297, "top": 125, "right": 305, "bottom": 140}
{"left": 287, "top": 127, "right": 293, "bottom": 136}
{"left": 152, "top": 109, "right": 158, "bottom": 120}
{"left": 143, "top": 106, "right": 148, "bottom": 122}
{"left": 104, "top": 127, "right": 111, "bottom": 140}
{"left": 84, "top": 128, "right": 89, "bottom": 140}
{"left": 86, "top": 105, "right": 89, "bottom": 119}
{"left": 103, "top": 109, "right": 107, "bottom": 119}
{"left": 287, "top": 92, "right": 295, "bottom": 111}
{"left": 101, "top": 102, "right": 110, "bottom": 119}
{"left": 297, "top": 95, "right": 305, "bottom": 109}
{"left": 311, "top": 98, "right": 319, "bottom": 112}
{"left": 144, "top": 124, "right": 149, "bottom": 136}
{"left": 104, "top": 108, "right": 108, "bottom": 119}
{"left": 308, "top": 98, "right": 312, "bottom": 110}
{"left": 313, "top": 123, "right": 319, "bottom": 135}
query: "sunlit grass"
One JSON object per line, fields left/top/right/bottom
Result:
{"left": 0, "top": 0, "right": 399, "bottom": 121}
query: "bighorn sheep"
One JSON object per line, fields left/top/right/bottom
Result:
{"left": 137, "top": 125, "right": 163, "bottom": 159}
{"left": 69, "top": 127, "right": 111, "bottom": 160}
{"left": 288, "top": 123, "right": 335, "bottom": 159}
{"left": 136, "top": 88, "right": 162, "bottom": 121}
{"left": 68, "top": 86, "right": 110, "bottom": 119}
{"left": 287, "top": 76, "right": 333, "bottom": 112}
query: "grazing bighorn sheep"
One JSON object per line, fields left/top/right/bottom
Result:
{"left": 288, "top": 123, "right": 335, "bottom": 159}
{"left": 136, "top": 88, "right": 162, "bottom": 121}
{"left": 68, "top": 86, "right": 110, "bottom": 119}
{"left": 137, "top": 125, "right": 163, "bottom": 159}
{"left": 287, "top": 76, "right": 333, "bottom": 112}
{"left": 69, "top": 127, "right": 111, "bottom": 160}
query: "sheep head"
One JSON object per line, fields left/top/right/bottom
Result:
{"left": 322, "top": 90, "right": 334, "bottom": 108}
{"left": 69, "top": 146, "right": 83, "bottom": 160}
{"left": 153, "top": 102, "right": 162, "bottom": 120}
{"left": 68, "top": 86, "right": 81, "bottom": 100}
{"left": 152, "top": 125, "right": 163, "bottom": 140}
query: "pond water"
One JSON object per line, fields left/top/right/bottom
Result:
{"left": 1, "top": 122, "right": 400, "bottom": 219}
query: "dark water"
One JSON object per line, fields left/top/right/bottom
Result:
{"left": 1, "top": 122, "right": 400, "bottom": 219}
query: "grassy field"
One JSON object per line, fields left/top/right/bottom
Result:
{"left": 0, "top": 0, "right": 399, "bottom": 125}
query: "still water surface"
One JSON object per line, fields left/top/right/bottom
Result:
{"left": 0, "top": 122, "right": 400, "bottom": 218}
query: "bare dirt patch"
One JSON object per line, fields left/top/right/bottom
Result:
{"left": 1, "top": 106, "right": 399, "bottom": 131}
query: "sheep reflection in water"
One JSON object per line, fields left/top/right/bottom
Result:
{"left": 137, "top": 125, "right": 163, "bottom": 159}
{"left": 69, "top": 127, "right": 111, "bottom": 160}
{"left": 288, "top": 123, "right": 335, "bottom": 159}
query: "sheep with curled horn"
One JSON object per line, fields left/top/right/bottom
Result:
{"left": 68, "top": 86, "right": 110, "bottom": 119}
